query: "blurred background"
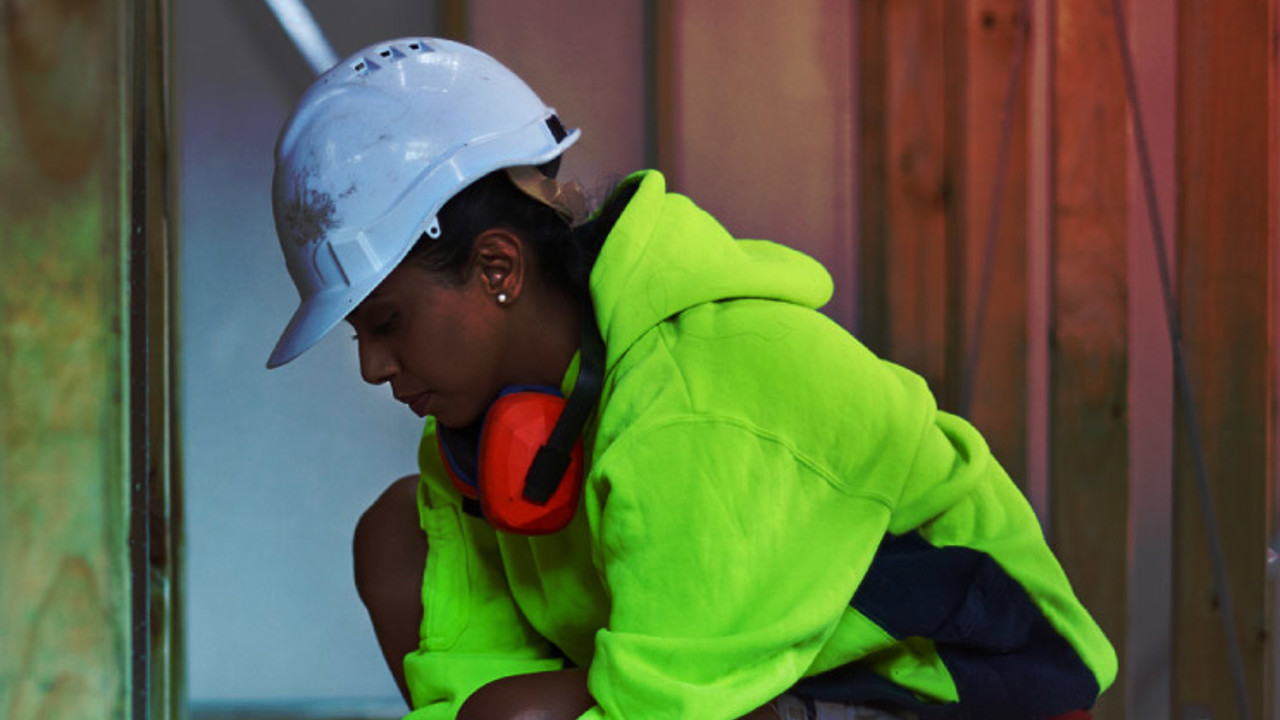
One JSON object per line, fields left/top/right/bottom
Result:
{"left": 2, "top": 1, "right": 1278, "bottom": 720}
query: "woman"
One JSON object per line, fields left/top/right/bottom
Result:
{"left": 267, "top": 38, "right": 1115, "bottom": 720}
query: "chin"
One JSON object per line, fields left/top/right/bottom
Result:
{"left": 433, "top": 405, "right": 485, "bottom": 431}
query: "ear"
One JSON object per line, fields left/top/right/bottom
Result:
{"left": 472, "top": 228, "right": 524, "bottom": 304}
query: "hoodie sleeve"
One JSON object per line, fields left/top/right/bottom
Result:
{"left": 576, "top": 417, "right": 898, "bottom": 720}
{"left": 402, "top": 423, "right": 566, "bottom": 720}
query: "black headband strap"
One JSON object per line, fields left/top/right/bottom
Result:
{"left": 522, "top": 300, "right": 604, "bottom": 504}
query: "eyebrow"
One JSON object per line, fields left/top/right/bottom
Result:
{"left": 345, "top": 288, "right": 388, "bottom": 323}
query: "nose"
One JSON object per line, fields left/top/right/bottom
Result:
{"left": 357, "top": 338, "right": 398, "bottom": 386}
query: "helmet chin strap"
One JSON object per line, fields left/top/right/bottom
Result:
{"left": 505, "top": 164, "right": 590, "bottom": 227}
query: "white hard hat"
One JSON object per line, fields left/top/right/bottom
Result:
{"left": 266, "top": 37, "right": 581, "bottom": 368}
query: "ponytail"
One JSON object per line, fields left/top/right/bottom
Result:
{"left": 404, "top": 164, "right": 637, "bottom": 304}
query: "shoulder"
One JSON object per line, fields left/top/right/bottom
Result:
{"left": 590, "top": 298, "right": 938, "bottom": 498}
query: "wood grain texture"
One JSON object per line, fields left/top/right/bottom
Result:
{"left": 882, "top": 0, "right": 950, "bottom": 392}
{"left": 1172, "top": 0, "right": 1272, "bottom": 717}
{"left": 1048, "top": 1, "right": 1129, "bottom": 718}
{"left": 0, "top": 2, "right": 129, "bottom": 719}
{"left": 941, "top": 0, "right": 968, "bottom": 416}
{"left": 857, "top": 0, "right": 889, "bottom": 350}
{"left": 1271, "top": 0, "right": 1280, "bottom": 711}
{"left": 962, "top": 0, "right": 1029, "bottom": 488}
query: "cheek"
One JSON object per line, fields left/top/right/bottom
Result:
{"left": 414, "top": 317, "right": 508, "bottom": 428}
{"left": 405, "top": 308, "right": 504, "bottom": 386}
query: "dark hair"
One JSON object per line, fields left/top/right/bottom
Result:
{"left": 404, "top": 162, "right": 635, "bottom": 303}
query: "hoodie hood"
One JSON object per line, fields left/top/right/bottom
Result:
{"left": 589, "top": 171, "right": 834, "bottom": 368}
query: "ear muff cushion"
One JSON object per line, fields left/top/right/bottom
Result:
{"left": 478, "top": 391, "right": 583, "bottom": 534}
{"left": 436, "top": 422, "right": 482, "bottom": 499}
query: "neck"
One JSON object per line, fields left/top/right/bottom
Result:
{"left": 503, "top": 286, "right": 581, "bottom": 389}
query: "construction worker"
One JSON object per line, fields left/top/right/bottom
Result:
{"left": 267, "top": 38, "right": 1115, "bottom": 720}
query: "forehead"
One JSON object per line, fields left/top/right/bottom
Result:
{"left": 346, "top": 261, "right": 472, "bottom": 322}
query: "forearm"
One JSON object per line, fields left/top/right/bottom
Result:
{"left": 456, "top": 668, "right": 782, "bottom": 720}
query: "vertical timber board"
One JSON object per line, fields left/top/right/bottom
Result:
{"left": 1172, "top": 1, "right": 1271, "bottom": 717}
{"left": 651, "top": 0, "right": 680, "bottom": 182}
{"left": 857, "top": 0, "right": 889, "bottom": 350}
{"left": 470, "top": 0, "right": 647, "bottom": 196}
{"left": 963, "top": 0, "right": 1029, "bottom": 488}
{"left": 0, "top": 1, "right": 131, "bottom": 720}
{"left": 667, "top": 0, "right": 857, "bottom": 330}
{"left": 882, "top": 0, "right": 950, "bottom": 393}
{"left": 941, "top": 0, "right": 969, "bottom": 415}
{"left": 442, "top": 0, "right": 469, "bottom": 42}
{"left": 142, "top": 0, "right": 178, "bottom": 716}
{"left": 1123, "top": 1, "right": 1177, "bottom": 718}
{"left": 1271, "top": 0, "right": 1280, "bottom": 714}
{"left": 1048, "top": 1, "right": 1129, "bottom": 718}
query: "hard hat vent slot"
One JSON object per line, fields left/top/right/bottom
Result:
{"left": 407, "top": 41, "right": 432, "bottom": 53}
{"left": 351, "top": 58, "right": 378, "bottom": 75}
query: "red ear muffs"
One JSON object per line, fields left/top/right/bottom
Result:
{"left": 480, "top": 390, "right": 584, "bottom": 534}
{"left": 435, "top": 300, "right": 605, "bottom": 535}
{"left": 436, "top": 388, "right": 586, "bottom": 535}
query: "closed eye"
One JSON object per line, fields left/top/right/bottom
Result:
{"left": 371, "top": 311, "right": 399, "bottom": 336}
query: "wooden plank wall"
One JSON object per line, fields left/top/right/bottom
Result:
{"left": 858, "top": 1, "right": 1277, "bottom": 716}
{"left": 460, "top": 2, "right": 1280, "bottom": 718}
{"left": 858, "top": 0, "right": 1031, "bottom": 470}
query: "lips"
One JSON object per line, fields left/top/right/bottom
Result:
{"left": 398, "top": 391, "right": 433, "bottom": 417}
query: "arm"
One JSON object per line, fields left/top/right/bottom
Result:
{"left": 455, "top": 668, "right": 785, "bottom": 720}
{"left": 403, "top": 420, "right": 567, "bottom": 720}
{"left": 578, "top": 418, "right": 898, "bottom": 719}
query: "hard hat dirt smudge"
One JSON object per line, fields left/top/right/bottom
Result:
{"left": 281, "top": 185, "right": 338, "bottom": 248}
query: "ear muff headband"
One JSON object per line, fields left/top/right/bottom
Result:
{"left": 522, "top": 300, "right": 605, "bottom": 504}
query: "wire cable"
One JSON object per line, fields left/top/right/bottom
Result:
{"left": 960, "top": 0, "right": 1032, "bottom": 418}
{"left": 1109, "top": 1, "right": 1253, "bottom": 718}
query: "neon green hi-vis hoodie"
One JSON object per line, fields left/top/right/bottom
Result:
{"left": 402, "top": 171, "right": 1116, "bottom": 720}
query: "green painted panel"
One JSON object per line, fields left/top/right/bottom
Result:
{"left": 0, "top": 1, "right": 131, "bottom": 719}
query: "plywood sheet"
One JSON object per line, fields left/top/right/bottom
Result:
{"left": 0, "top": 1, "right": 131, "bottom": 718}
